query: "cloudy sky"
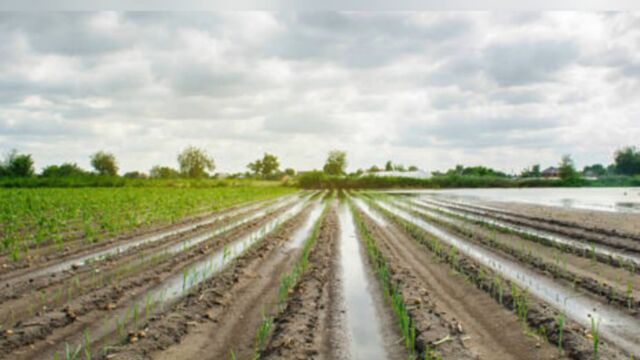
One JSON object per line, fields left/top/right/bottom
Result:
{"left": 1, "top": 12, "right": 639, "bottom": 174}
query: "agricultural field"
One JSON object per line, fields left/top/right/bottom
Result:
{"left": 1, "top": 187, "right": 639, "bottom": 360}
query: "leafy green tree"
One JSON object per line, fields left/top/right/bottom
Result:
{"left": 521, "top": 164, "right": 541, "bottom": 178}
{"left": 247, "top": 160, "right": 262, "bottom": 177}
{"left": 177, "top": 146, "right": 215, "bottom": 178}
{"left": 559, "top": 155, "right": 578, "bottom": 180}
{"left": 247, "top": 153, "right": 280, "bottom": 179}
{"left": 582, "top": 164, "right": 606, "bottom": 177}
{"left": 41, "top": 163, "right": 87, "bottom": 177}
{"left": 614, "top": 146, "right": 640, "bottom": 175}
{"left": 368, "top": 165, "right": 380, "bottom": 173}
{"left": 90, "top": 151, "right": 118, "bottom": 176}
{"left": 284, "top": 168, "right": 295, "bottom": 177}
{"left": 2, "top": 150, "right": 35, "bottom": 177}
{"left": 323, "top": 150, "right": 347, "bottom": 175}
{"left": 385, "top": 161, "right": 393, "bottom": 171}
{"left": 149, "top": 165, "right": 180, "bottom": 179}
{"left": 408, "top": 165, "right": 419, "bottom": 171}
{"left": 123, "top": 171, "right": 147, "bottom": 179}
{"left": 260, "top": 153, "right": 280, "bottom": 179}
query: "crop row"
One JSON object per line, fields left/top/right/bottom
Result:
{"left": 0, "top": 186, "right": 294, "bottom": 260}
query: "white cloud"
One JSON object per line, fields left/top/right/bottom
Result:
{"left": 1, "top": 12, "right": 639, "bottom": 174}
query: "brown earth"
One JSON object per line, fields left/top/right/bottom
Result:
{"left": 405, "top": 201, "right": 640, "bottom": 312}
{"left": 0, "top": 200, "right": 302, "bottom": 360}
{"left": 354, "top": 203, "right": 561, "bottom": 360}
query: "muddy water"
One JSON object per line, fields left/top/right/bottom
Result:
{"left": 337, "top": 203, "right": 388, "bottom": 360}
{"left": 6, "top": 195, "right": 298, "bottom": 284}
{"left": 412, "top": 198, "right": 640, "bottom": 268}
{"left": 44, "top": 199, "right": 312, "bottom": 359}
{"left": 376, "top": 200, "right": 640, "bottom": 356}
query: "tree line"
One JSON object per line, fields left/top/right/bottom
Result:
{"left": 1, "top": 145, "right": 639, "bottom": 184}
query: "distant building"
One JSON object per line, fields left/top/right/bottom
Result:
{"left": 541, "top": 167, "right": 560, "bottom": 178}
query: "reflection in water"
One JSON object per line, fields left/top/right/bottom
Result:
{"left": 375, "top": 200, "right": 640, "bottom": 356}
{"left": 338, "top": 203, "right": 387, "bottom": 360}
{"left": 381, "top": 187, "right": 640, "bottom": 213}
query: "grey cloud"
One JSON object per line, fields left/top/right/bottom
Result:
{"left": 482, "top": 39, "right": 579, "bottom": 86}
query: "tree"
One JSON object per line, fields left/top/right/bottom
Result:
{"left": 394, "top": 164, "right": 406, "bottom": 172}
{"left": 520, "top": 164, "right": 541, "bottom": 178}
{"left": 177, "top": 146, "right": 215, "bottom": 178}
{"left": 323, "top": 150, "right": 347, "bottom": 175}
{"left": 582, "top": 164, "right": 606, "bottom": 177}
{"left": 558, "top": 155, "right": 578, "bottom": 180}
{"left": 123, "top": 171, "right": 147, "bottom": 179}
{"left": 385, "top": 160, "right": 393, "bottom": 171}
{"left": 149, "top": 165, "right": 180, "bottom": 179}
{"left": 247, "top": 153, "right": 280, "bottom": 179}
{"left": 260, "top": 153, "right": 279, "bottom": 179}
{"left": 614, "top": 146, "right": 640, "bottom": 176}
{"left": 368, "top": 165, "right": 380, "bottom": 173}
{"left": 408, "top": 165, "right": 419, "bottom": 171}
{"left": 284, "top": 168, "right": 295, "bottom": 177}
{"left": 90, "top": 151, "right": 118, "bottom": 176}
{"left": 3, "top": 150, "right": 34, "bottom": 177}
{"left": 41, "top": 163, "right": 87, "bottom": 177}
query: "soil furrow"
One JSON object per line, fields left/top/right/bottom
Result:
{"left": 0, "top": 199, "right": 307, "bottom": 360}
{"left": 353, "top": 198, "right": 557, "bottom": 359}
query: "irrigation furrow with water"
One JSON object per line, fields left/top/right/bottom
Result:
{"left": 0, "top": 195, "right": 313, "bottom": 360}
{"left": 376, "top": 198, "right": 639, "bottom": 358}
{"left": 394, "top": 198, "right": 640, "bottom": 311}
{"left": 413, "top": 197, "right": 640, "bottom": 270}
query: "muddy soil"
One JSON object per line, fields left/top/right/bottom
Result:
{"left": 0, "top": 197, "right": 285, "bottom": 278}
{"left": 376, "top": 199, "right": 629, "bottom": 359}
{"left": 261, "top": 206, "right": 342, "bottom": 359}
{"left": 424, "top": 198, "right": 640, "bottom": 255}
{"left": 98, "top": 204, "right": 315, "bottom": 360}
{"left": 353, "top": 202, "right": 561, "bottom": 360}
{"left": 492, "top": 201, "right": 640, "bottom": 237}
{"left": 0, "top": 201, "right": 301, "bottom": 360}
{"left": 0, "top": 202, "right": 296, "bottom": 331}
{"left": 403, "top": 201, "right": 640, "bottom": 312}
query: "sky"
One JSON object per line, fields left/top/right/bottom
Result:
{"left": 1, "top": 12, "right": 639, "bottom": 174}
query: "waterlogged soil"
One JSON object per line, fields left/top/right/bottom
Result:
{"left": 0, "top": 201, "right": 300, "bottom": 360}
{"left": 378, "top": 199, "right": 631, "bottom": 359}
{"left": 101, "top": 204, "right": 315, "bottom": 360}
{"left": 425, "top": 198, "right": 640, "bottom": 256}
{"left": 262, "top": 205, "right": 342, "bottom": 360}
{"left": 404, "top": 200, "right": 640, "bottom": 311}
{"left": 0, "top": 196, "right": 285, "bottom": 278}
{"left": 492, "top": 201, "right": 640, "bottom": 237}
{"left": 0, "top": 201, "right": 297, "bottom": 330}
{"left": 353, "top": 200, "right": 559, "bottom": 360}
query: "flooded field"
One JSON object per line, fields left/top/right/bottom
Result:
{"left": 1, "top": 189, "right": 639, "bottom": 359}
{"left": 387, "top": 187, "right": 640, "bottom": 213}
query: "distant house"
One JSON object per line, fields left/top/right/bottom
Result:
{"left": 541, "top": 167, "right": 560, "bottom": 178}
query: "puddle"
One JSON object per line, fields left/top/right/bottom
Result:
{"left": 412, "top": 198, "right": 640, "bottom": 268}
{"left": 376, "top": 200, "right": 640, "bottom": 356}
{"left": 8, "top": 195, "right": 298, "bottom": 283}
{"left": 337, "top": 203, "right": 388, "bottom": 360}
{"left": 47, "top": 198, "right": 312, "bottom": 359}
{"left": 286, "top": 201, "right": 324, "bottom": 249}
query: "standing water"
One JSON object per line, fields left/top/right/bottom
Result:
{"left": 337, "top": 203, "right": 388, "bottom": 360}
{"left": 376, "top": 200, "right": 640, "bottom": 356}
